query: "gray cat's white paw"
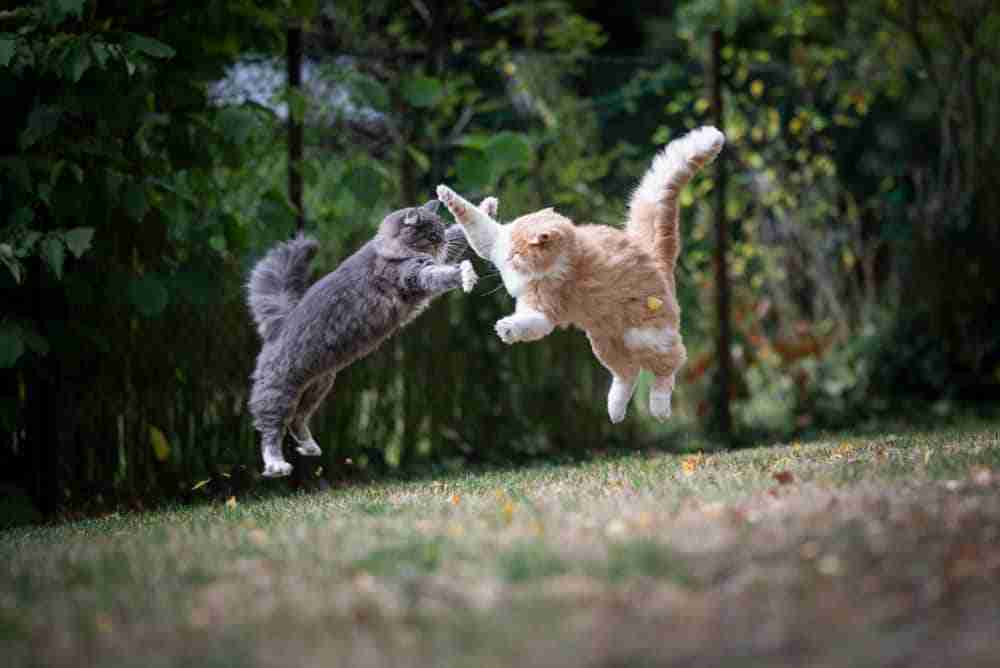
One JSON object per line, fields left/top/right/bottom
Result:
{"left": 262, "top": 460, "right": 293, "bottom": 478}
{"left": 649, "top": 390, "right": 673, "bottom": 421}
{"left": 295, "top": 439, "right": 322, "bottom": 457}
{"left": 460, "top": 260, "right": 478, "bottom": 293}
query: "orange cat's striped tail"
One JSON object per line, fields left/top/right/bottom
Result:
{"left": 626, "top": 126, "right": 725, "bottom": 276}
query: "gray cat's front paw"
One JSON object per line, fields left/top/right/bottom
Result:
{"left": 460, "top": 260, "right": 478, "bottom": 293}
{"left": 262, "top": 460, "right": 293, "bottom": 478}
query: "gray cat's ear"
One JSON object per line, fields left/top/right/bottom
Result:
{"left": 403, "top": 209, "right": 420, "bottom": 225}
{"left": 421, "top": 199, "right": 441, "bottom": 215}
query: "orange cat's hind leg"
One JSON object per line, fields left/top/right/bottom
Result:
{"left": 627, "top": 329, "right": 687, "bottom": 421}
{"left": 588, "top": 334, "right": 640, "bottom": 423}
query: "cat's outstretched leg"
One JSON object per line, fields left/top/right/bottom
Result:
{"left": 495, "top": 299, "right": 555, "bottom": 344}
{"left": 608, "top": 371, "right": 640, "bottom": 424}
{"left": 436, "top": 185, "right": 503, "bottom": 261}
{"left": 249, "top": 370, "right": 303, "bottom": 477}
{"left": 407, "top": 259, "right": 478, "bottom": 296}
{"left": 588, "top": 333, "right": 639, "bottom": 423}
{"left": 288, "top": 372, "right": 336, "bottom": 456}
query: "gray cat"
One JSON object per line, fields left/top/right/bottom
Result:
{"left": 247, "top": 198, "right": 494, "bottom": 477}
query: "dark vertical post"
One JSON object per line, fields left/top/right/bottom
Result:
{"left": 711, "top": 29, "right": 733, "bottom": 440}
{"left": 287, "top": 23, "right": 304, "bottom": 233}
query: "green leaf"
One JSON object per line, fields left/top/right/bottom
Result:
{"left": 17, "top": 324, "right": 49, "bottom": 356}
{"left": 41, "top": 236, "right": 65, "bottom": 279}
{"left": 123, "top": 33, "right": 176, "bottom": 59}
{"left": 486, "top": 131, "right": 533, "bottom": 174}
{"left": 455, "top": 151, "right": 494, "bottom": 192}
{"left": 217, "top": 107, "right": 257, "bottom": 146}
{"left": 19, "top": 105, "right": 63, "bottom": 150}
{"left": 0, "top": 34, "right": 16, "bottom": 67}
{"left": 89, "top": 41, "right": 111, "bottom": 68}
{"left": 350, "top": 75, "right": 390, "bottom": 111}
{"left": 9, "top": 206, "right": 34, "bottom": 228}
{"left": 400, "top": 75, "right": 444, "bottom": 108}
{"left": 65, "top": 40, "right": 91, "bottom": 82}
{"left": 0, "top": 246, "right": 21, "bottom": 284}
{"left": 0, "top": 328, "right": 25, "bottom": 369}
{"left": 406, "top": 146, "right": 430, "bottom": 173}
{"left": 127, "top": 274, "right": 169, "bottom": 318}
{"left": 64, "top": 227, "right": 94, "bottom": 258}
{"left": 149, "top": 425, "right": 171, "bottom": 462}
{"left": 290, "top": 0, "right": 320, "bottom": 18}
{"left": 453, "top": 133, "right": 492, "bottom": 151}
{"left": 122, "top": 183, "right": 148, "bottom": 221}
{"left": 45, "top": 0, "right": 85, "bottom": 25}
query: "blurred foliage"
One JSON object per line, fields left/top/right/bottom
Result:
{"left": 2, "top": 0, "right": 999, "bottom": 518}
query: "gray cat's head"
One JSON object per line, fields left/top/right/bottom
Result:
{"left": 378, "top": 200, "right": 447, "bottom": 257}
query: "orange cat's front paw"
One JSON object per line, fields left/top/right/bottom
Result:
{"left": 495, "top": 317, "right": 520, "bottom": 344}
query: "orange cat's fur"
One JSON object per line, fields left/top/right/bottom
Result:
{"left": 438, "top": 126, "right": 724, "bottom": 422}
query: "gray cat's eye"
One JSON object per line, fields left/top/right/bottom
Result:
{"left": 403, "top": 211, "right": 420, "bottom": 226}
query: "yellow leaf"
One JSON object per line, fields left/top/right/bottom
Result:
{"left": 451, "top": 494, "right": 461, "bottom": 505}
{"left": 149, "top": 425, "right": 170, "bottom": 462}
{"left": 750, "top": 79, "right": 764, "bottom": 97}
{"left": 681, "top": 452, "right": 704, "bottom": 476}
{"left": 226, "top": 496, "right": 237, "bottom": 509}
{"left": 647, "top": 296, "right": 663, "bottom": 312}
{"left": 191, "top": 479, "right": 211, "bottom": 491}
{"left": 502, "top": 501, "right": 514, "bottom": 524}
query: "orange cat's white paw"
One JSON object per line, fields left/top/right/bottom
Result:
{"left": 649, "top": 389, "right": 673, "bottom": 421}
{"left": 495, "top": 316, "right": 521, "bottom": 344}
{"left": 479, "top": 196, "right": 498, "bottom": 218}
{"left": 437, "top": 185, "right": 462, "bottom": 212}
{"left": 608, "top": 375, "right": 638, "bottom": 423}
{"left": 460, "top": 260, "right": 478, "bottom": 293}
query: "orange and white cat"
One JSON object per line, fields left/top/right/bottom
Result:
{"left": 437, "top": 126, "right": 724, "bottom": 422}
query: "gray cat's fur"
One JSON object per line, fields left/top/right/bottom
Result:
{"left": 247, "top": 199, "right": 480, "bottom": 477}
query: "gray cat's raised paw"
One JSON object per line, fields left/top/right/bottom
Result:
{"left": 262, "top": 460, "right": 293, "bottom": 478}
{"left": 460, "top": 260, "right": 478, "bottom": 293}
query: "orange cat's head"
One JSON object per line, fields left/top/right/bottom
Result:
{"left": 507, "top": 209, "right": 575, "bottom": 279}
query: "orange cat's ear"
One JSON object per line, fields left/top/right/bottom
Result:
{"left": 529, "top": 232, "right": 552, "bottom": 246}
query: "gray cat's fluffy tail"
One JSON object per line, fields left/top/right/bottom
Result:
{"left": 247, "top": 234, "right": 319, "bottom": 342}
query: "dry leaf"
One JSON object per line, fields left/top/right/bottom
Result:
{"left": 773, "top": 471, "right": 795, "bottom": 485}
{"left": 225, "top": 496, "right": 237, "bottom": 509}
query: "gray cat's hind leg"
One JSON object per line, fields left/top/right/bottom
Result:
{"left": 289, "top": 372, "right": 336, "bottom": 456}
{"left": 249, "top": 377, "right": 302, "bottom": 478}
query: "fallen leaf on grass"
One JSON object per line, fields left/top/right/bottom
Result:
{"left": 681, "top": 453, "right": 704, "bottom": 476}
{"left": 226, "top": 496, "right": 237, "bottom": 509}
{"left": 773, "top": 471, "right": 795, "bottom": 485}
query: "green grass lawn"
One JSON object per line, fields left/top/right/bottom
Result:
{"left": 3, "top": 422, "right": 1000, "bottom": 667}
